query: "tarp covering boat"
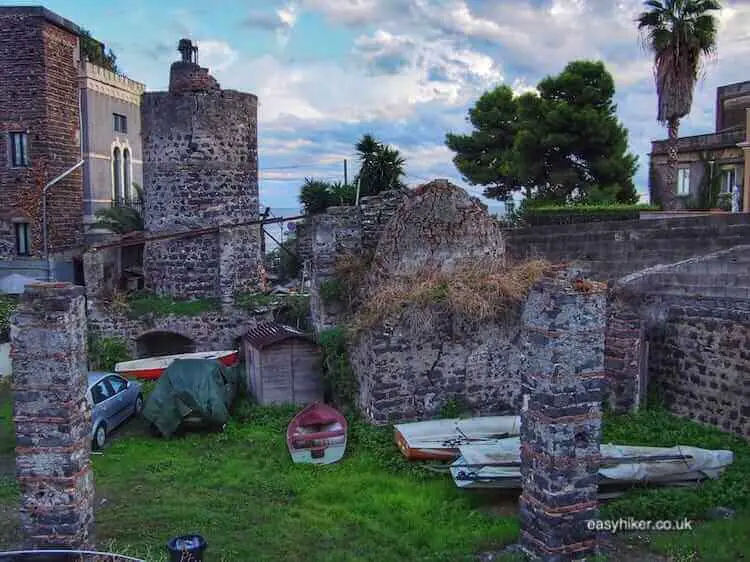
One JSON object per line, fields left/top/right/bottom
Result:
{"left": 142, "top": 358, "right": 242, "bottom": 438}
{"left": 394, "top": 416, "right": 521, "bottom": 461}
{"left": 449, "top": 437, "right": 734, "bottom": 489}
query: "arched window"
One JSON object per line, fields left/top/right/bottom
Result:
{"left": 112, "top": 147, "right": 122, "bottom": 202}
{"left": 123, "top": 148, "right": 132, "bottom": 201}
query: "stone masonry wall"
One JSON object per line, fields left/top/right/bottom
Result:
{"left": 519, "top": 271, "right": 605, "bottom": 560}
{"left": 648, "top": 304, "right": 750, "bottom": 438}
{"left": 142, "top": 74, "right": 260, "bottom": 300}
{"left": 352, "top": 310, "right": 525, "bottom": 424}
{"left": 359, "top": 189, "right": 410, "bottom": 252}
{"left": 507, "top": 214, "right": 750, "bottom": 282}
{"left": 11, "top": 283, "right": 94, "bottom": 548}
{"left": 0, "top": 8, "right": 83, "bottom": 258}
{"left": 87, "top": 301, "right": 271, "bottom": 358}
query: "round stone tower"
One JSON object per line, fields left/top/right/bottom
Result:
{"left": 141, "top": 39, "right": 260, "bottom": 301}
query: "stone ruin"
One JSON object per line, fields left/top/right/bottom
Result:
{"left": 306, "top": 179, "right": 608, "bottom": 426}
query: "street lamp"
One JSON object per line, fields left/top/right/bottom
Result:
{"left": 42, "top": 159, "right": 85, "bottom": 281}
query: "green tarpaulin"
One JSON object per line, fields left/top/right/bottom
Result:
{"left": 142, "top": 358, "right": 243, "bottom": 438}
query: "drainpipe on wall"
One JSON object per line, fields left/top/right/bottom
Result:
{"left": 43, "top": 159, "right": 85, "bottom": 281}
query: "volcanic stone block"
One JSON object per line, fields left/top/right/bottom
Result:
{"left": 11, "top": 282, "right": 94, "bottom": 549}
{"left": 519, "top": 271, "right": 606, "bottom": 561}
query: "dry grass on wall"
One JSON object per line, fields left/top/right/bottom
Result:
{"left": 350, "top": 259, "right": 551, "bottom": 335}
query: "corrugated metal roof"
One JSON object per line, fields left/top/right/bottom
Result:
{"left": 244, "top": 322, "right": 315, "bottom": 350}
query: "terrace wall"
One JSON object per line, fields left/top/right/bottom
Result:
{"left": 506, "top": 213, "right": 750, "bottom": 281}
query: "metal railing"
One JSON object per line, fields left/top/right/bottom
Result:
{"left": 111, "top": 197, "right": 144, "bottom": 215}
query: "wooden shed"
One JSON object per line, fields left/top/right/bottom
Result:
{"left": 243, "top": 322, "right": 323, "bottom": 405}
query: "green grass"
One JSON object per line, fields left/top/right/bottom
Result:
{"left": 602, "top": 408, "right": 750, "bottom": 561}
{"left": 125, "top": 294, "right": 220, "bottom": 318}
{"left": 0, "top": 380, "right": 13, "bottom": 457}
{"left": 89, "top": 403, "right": 517, "bottom": 561}
{"left": 1, "top": 395, "right": 748, "bottom": 561}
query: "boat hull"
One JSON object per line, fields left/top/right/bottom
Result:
{"left": 394, "top": 416, "right": 521, "bottom": 461}
{"left": 287, "top": 402, "right": 348, "bottom": 465}
{"left": 115, "top": 350, "right": 239, "bottom": 380}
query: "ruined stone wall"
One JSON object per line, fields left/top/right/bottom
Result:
{"left": 11, "top": 283, "right": 94, "bottom": 548}
{"left": 352, "top": 311, "right": 525, "bottom": 424}
{"left": 507, "top": 213, "right": 750, "bottom": 281}
{"left": 606, "top": 245, "right": 750, "bottom": 438}
{"left": 309, "top": 207, "right": 362, "bottom": 332}
{"left": 359, "top": 189, "right": 410, "bottom": 252}
{"left": 141, "top": 82, "right": 260, "bottom": 300}
{"left": 86, "top": 301, "right": 270, "bottom": 357}
{"left": 648, "top": 302, "right": 750, "bottom": 438}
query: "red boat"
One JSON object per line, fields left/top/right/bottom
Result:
{"left": 287, "top": 402, "right": 347, "bottom": 465}
{"left": 114, "top": 350, "right": 239, "bottom": 380}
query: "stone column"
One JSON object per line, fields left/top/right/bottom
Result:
{"left": 11, "top": 283, "right": 94, "bottom": 549}
{"left": 519, "top": 271, "right": 606, "bottom": 561}
{"left": 604, "top": 296, "right": 643, "bottom": 412}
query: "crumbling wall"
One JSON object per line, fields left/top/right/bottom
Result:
{"left": 11, "top": 283, "right": 94, "bottom": 548}
{"left": 352, "top": 311, "right": 525, "bottom": 424}
{"left": 608, "top": 245, "right": 750, "bottom": 438}
{"left": 141, "top": 57, "right": 260, "bottom": 300}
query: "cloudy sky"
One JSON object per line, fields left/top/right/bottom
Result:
{"left": 14, "top": 0, "right": 750, "bottom": 212}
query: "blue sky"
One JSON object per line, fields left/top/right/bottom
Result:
{"left": 7, "top": 0, "right": 750, "bottom": 213}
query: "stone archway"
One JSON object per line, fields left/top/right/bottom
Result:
{"left": 136, "top": 331, "right": 196, "bottom": 358}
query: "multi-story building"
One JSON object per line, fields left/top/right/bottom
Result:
{"left": 650, "top": 81, "right": 750, "bottom": 211}
{"left": 79, "top": 61, "right": 145, "bottom": 226}
{"left": 0, "top": 6, "right": 144, "bottom": 281}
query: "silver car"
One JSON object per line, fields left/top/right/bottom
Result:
{"left": 86, "top": 372, "right": 144, "bottom": 450}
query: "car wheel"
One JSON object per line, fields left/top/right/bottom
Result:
{"left": 93, "top": 423, "right": 107, "bottom": 450}
{"left": 134, "top": 394, "right": 144, "bottom": 415}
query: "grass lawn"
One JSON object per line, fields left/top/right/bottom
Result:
{"left": 0, "top": 380, "right": 749, "bottom": 562}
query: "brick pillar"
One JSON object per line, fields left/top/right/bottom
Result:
{"left": 11, "top": 282, "right": 94, "bottom": 549}
{"left": 605, "top": 296, "right": 643, "bottom": 412}
{"left": 519, "top": 272, "right": 606, "bottom": 561}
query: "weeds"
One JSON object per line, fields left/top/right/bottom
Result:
{"left": 88, "top": 335, "right": 131, "bottom": 371}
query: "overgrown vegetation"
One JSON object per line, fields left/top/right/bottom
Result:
{"left": 88, "top": 335, "right": 131, "bottom": 371}
{"left": 235, "top": 293, "right": 312, "bottom": 331}
{"left": 92, "top": 184, "right": 145, "bottom": 234}
{"left": 0, "top": 296, "right": 19, "bottom": 343}
{"left": 318, "top": 328, "right": 359, "bottom": 414}
{"left": 0, "top": 400, "right": 517, "bottom": 561}
{"left": 123, "top": 293, "right": 220, "bottom": 318}
{"left": 352, "top": 259, "right": 550, "bottom": 336}
{"left": 79, "top": 28, "right": 118, "bottom": 73}
{"left": 319, "top": 279, "right": 346, "bottom": 304}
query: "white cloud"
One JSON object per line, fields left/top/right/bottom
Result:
{"left": 194, "top": 40, "right": 238, "bottom": 72}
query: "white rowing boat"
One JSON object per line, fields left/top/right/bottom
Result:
{"left": 449, "top": 437, "right": 734, "bottom": 490}
{"left": 115, "top": 350, "right": 239, "bottom": 380}
{"left": 394, "top": 416, "right": 522, "bottom": 461}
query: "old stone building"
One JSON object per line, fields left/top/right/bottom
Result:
{"left": 650, "top": 81, "right": 750, "bottom": 211}
{"left": 142, "top": 39, "right": 261, "bottom": 301}
{"left": 0, "top": 6, "right": 145, "bottom": 281}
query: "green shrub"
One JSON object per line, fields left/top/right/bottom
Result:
{"left": 125, "top": 293, "right": 219, "bottom": 318}
{"left": 523, "top": 203, "right": 658, "bottom": 226}
{"left": 0, "top": 295, "right": 19, "bottom": 343}
{"left": 319, "top": 279, "right": 345, "bottom": 304}
{"left": 273, "top": 294, "right": 311, "bottom": 331}
{"left": 234, "top": 292, "right": 275, "bottom": 312}
{"left": 318, "top": 328, "right": 358, "bottom": 413}
{"left": 89, "top": 335, "right": 131, "bottom": 371}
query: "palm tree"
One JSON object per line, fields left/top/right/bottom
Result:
{"left": 92, "top": 183, "right": 144, "bottom": 233}
{"left": 354, "top": 134, "right": 407, "bottom": 196}
{"left": 637, "top": 0, "right": 721, "bottom": 210}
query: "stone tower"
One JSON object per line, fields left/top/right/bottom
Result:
{"left": 141, "top": 38, "right": 260, "bottom": 301}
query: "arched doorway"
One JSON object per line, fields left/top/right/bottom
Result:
{"left": 136, "top": 331, "right": 196, "bottom": 358}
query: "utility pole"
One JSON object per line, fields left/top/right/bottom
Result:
{"left": 344, "top": 159, "right": 348, "bottom": 186}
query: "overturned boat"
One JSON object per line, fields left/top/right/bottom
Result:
{"left": 115, "top": 350, "right": 239, "bottom": 380}
{"left": 394, "top": 416, "right": 521, "bottom": 461}
{"left": 449, "top": 437, "right": 734, "bottom": 491}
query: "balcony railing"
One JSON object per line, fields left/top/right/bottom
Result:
{"left": 112, "top": 197, "right": 144, "bottom": 215}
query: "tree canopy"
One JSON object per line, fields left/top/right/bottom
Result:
{"left": 354, "top": 134, "right": 407, "bottom": 197}
{"left": 446, "top": 60, "right": 639, "bottom": 205}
